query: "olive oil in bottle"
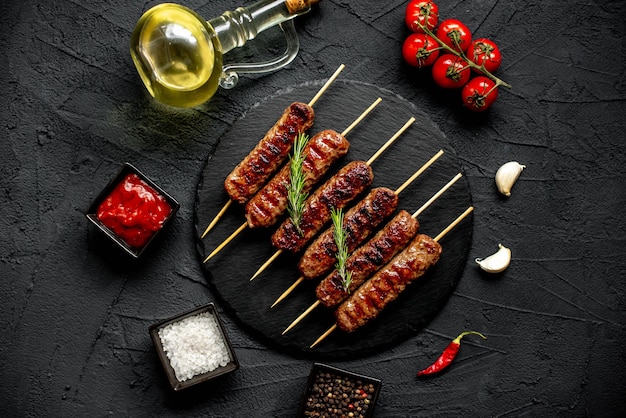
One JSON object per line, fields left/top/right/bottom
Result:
{"left": 130, "top": 1, "right": 314, "bottom": 108}
{"left": 130, "top": 4, "right": 223, "bottom": 108}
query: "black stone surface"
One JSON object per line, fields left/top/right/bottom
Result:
{"left": 2, "top": 0, "right": 625, "bottom": 416}
{"left": 195, "top": 80, "right": 474, "bottom": 359}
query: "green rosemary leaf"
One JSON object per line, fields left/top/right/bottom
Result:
{"left": 331, "top": 207, "right": 352, "bottom": 293}
{"left": 287, "top": 132, "right": 310, "bottom": 235}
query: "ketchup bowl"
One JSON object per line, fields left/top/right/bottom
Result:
{"left": 86, "top": 163, "right": 180, "bottom": 258}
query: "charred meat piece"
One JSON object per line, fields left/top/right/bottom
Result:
{"left": 245, "top": 130, "right": 349, "bottom": 228}
{"left": 334, "top": 233, "right": 441, "bottom": 333}
{"left": 298, "top": 187, "right": 398, "bottom": 279}
{"left": 316, "top": 210, "right": 419, "bottom": 308}
{"left": 271, "top": 160, "right": 374, "bottom": 254}
{"left": 224, "top": 102, "right": 315, "bottom": 204}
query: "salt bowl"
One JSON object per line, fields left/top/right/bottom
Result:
{"left": 149, "top": 303, "right": 239, "bottom": 390}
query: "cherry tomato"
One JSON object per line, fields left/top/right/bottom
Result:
{"left": 461, "top": 76, "right": 499, "bottom": 111}
{"left": 467, "top": 38, "right": 502, "bottom": 73}
{"left": 435, "top": 19, "right": 472, "bottom": 53}
{"left": 402, "top": 33, "right": 440, "bottom": 68}
{"left": 405, "top": 0, "right": 439, "bottom": 33}
{"left": 432, "top": 54, "right": 471, "bottom": 89}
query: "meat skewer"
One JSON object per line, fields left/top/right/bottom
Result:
{"left": 298, "top": 150, "right": 444, "bottom": 279}
{"left": 301, "top": 187, "right": 399, "bottom": 276}
{"left": 200, "top": 64, "right": 345, "bottom": 238}
{"left": 309, "top": 206, "right": 474, "bottom": 349}
{"left": 270, "top": 150, "right": 446, "bottom": 309}
{"left": 245, "top": 130, "right": 351, "bottom": 229}
{"left": 259, "top": 160, "right": 374, "bottom": 271}
{"left": 281, "top": 173, "right": 462, "bottom": 334}
{"left": 203, "top": 98, "right": 387, "bottom": 262}
{"left": 335, "top": 234, "right": 442, "bottom": 331}
{"left": 284, "top": 211, "right": 418, "bottom": 333}
{"left": 248, "top": 118, "right": 418, "bottom": 281}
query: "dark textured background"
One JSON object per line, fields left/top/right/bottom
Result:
{"left": 2, "top": 0, "right": 625, "bottom": 416}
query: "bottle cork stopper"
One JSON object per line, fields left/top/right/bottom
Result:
{"left": 285, "top": 0, "right": 318, "bottom": 15}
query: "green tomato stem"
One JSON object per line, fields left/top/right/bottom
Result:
{"left": 418, "top": 22, "right": 512, "bottom": 89}
{"left": 452, "top": 330, "right": 487, "bottom": 345}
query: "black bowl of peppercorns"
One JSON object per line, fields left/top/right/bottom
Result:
{"left": 298, "top": 363, "right": 381, "bottom": 418}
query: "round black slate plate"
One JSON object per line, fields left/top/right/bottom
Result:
{"left": 195, "top": 80, "right": 473, "bottom": 359}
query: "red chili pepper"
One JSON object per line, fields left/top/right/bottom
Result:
{"left": 417, "top": 331, "right": 486, "bottom": 377}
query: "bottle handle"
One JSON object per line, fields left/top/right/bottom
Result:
{"left": 219, "top": 19, "right": 300, "bottom": 90}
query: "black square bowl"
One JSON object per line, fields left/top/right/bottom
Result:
{"left": 149, "top": 303, "right": 239, "bottom": 391}
{"left": 298, "top": 363, "right": 382, "bottom": 417}
{"left": 86, "top": 163, "right": 180, "bottom": 258}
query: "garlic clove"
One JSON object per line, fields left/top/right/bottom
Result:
{"left": 495, "top": 161, "right": 525, "bottom": 197}
{"left": 475, "top": 243, "right": 511, "bottom": 273}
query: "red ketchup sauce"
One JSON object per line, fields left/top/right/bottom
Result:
{"left": 97, "top": 173, "right": 172, "bottom": 248}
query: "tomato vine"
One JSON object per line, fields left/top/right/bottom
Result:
{"left": 403, "top": 0, "right": 511, "bottom": 110}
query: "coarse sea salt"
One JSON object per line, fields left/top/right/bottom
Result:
{"left": 158, "top": 312, "right": 231, "bottom": 382}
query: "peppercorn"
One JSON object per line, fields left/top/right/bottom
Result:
{"left": 302, "top": 370, "right": 377, "bottom": 418}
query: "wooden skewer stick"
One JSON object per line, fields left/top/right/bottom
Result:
{"left": 203, "top": 222, "right": 247, "bottom": 262}
{"left": 272, "top": 277, "right": 305, "bottom": 308}
{"left": 200, "top": 64, "right": 346, "bottom": 239}
{"left": 280, "top": 172, "right": 462, "bottom": 333}
{"left": 250, "top": 114, "right": 415, "bottom": 282}
{"left": 201, "top": 200, "right": 233, "bottom": 239}
{"left": 271, "top": 276, "right": 304, "bottom": 308}
{"left": 365, "top": 117, "right": 416, "bottom": 166}
{"left": 204, "top": 96, "right": 382, "bottom": 264}
{"left": 309, "top": 206, "right": 474, "bottom": 349}
{"left": 412, "top": 172, "right": 462, "bottom": 219}
{"left": 308, "top": 64, "right": 346, "bottom": 108}
{"left": 271, "top": 149, "right": 446, "bottom": 309}
{"left": 433, "top": 206, "right": 474, "bottom": 242}
{"left": 251, "top": 249, "right": 284, "bottom": 281}
{"left": 341, "top": 97, "right": 383, "bottom": 137}
{"left": 395, "top": 149, "right": 444, "bottom": 195}
{"left": 282, "top": 299, "right": 321, "bottom": 333}
{"left": 310, "top": 324, "right": 338, "bottom": 349}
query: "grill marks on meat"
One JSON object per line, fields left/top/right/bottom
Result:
{"left": 334, "top": 234, "right": 442, "bottom": 333}
{"left": 297, "top": 187, "right": 399, "bottom": 279}
{"left": 316, "top": 210, "right": 419, "bottom": 308}
{"left": 224, "top": 102, "right": 315, "bottom": 204}
{"left": 271, "top": 161, "right": 374, "bottom": 254}
{"left": 244, "top": 130, "right": 349, "bottom": 228}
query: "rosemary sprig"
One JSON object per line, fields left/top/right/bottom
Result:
{"left": 331, "top": 207, "right": 352, "bottom": 293}
{"left": 287, "top": 132, "right": 310, "bottom": 236}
